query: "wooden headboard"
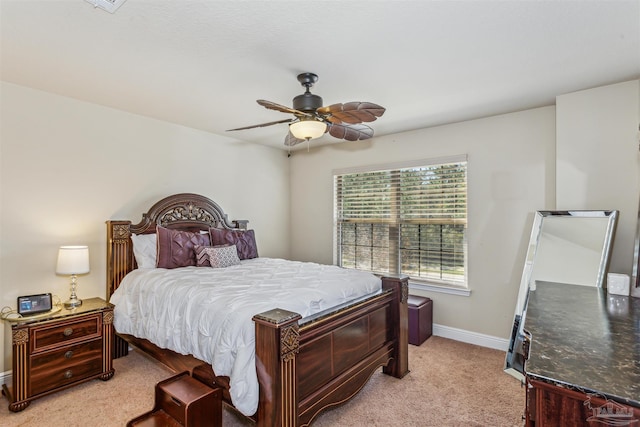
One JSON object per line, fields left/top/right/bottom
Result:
{"left": 106, "top": 193, "right": 247, "bottom": 299}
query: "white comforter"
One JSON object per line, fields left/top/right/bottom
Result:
{"left": 110, "top": 257, "right": 381, "bottom": 416}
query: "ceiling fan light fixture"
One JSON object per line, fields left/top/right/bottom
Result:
{"left": 289, "top": 118, "right": 327, "bottom": 141}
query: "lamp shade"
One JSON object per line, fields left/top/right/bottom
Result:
{"left": 289, "top": 118, "right": 327, "bottom": 140}
{"left": 56, "top": 246, "right": 90, "bottom": 275}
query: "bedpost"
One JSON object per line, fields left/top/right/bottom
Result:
{"left": 381, "top": 274, "right": 410, "bottom": 379}
{"left": 106, "top": 220, "right": 133, "bottom": 359}
{"left": 106, "top": 220, "right": 134, "bottom": 299}
{"left": 253, "top": 308, "right": 303, "bottom": 427}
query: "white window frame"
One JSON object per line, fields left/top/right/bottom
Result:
{"left": 333, "top": 155, "right": 469, "bottom": 294}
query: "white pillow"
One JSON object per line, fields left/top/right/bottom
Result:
{"left": 131, "top": 233, "right": 157, "bottom": 269}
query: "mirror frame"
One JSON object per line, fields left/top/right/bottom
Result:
{"left": 633, "top": 204, "right": 639, "bottom": 289}
{"left": 504, "top": 210, "right": 618, "bottom": 381}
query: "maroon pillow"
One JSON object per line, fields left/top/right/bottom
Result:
{"left": 156, "top": 226, "right": 211, "bottom": 269}
{"left": 209, "top": 228, "right": 258, "bottom": 260}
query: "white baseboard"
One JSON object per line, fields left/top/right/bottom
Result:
{"left": 433, "top": 323, "right": 509, "bottom": 352}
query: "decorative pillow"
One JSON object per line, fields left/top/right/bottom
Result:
{"left": 200, "top": 244, "right": 241, "bottom": 268}
{"left": 210, "top": 228, "right": 258, "bottom": 260}
{"left": 131, "top": 233, "right": 157, "bottom": 269}
{"left": 156, "top": 226, "right": 211, "bottom": 269}
{"left": 194, "top": 244, "right": 230, "bottom": 267}
{"left": 195, "top": 244, "right": 212, "bottom": 267}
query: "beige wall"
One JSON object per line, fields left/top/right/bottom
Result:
{"left": 556, "top": 80, "right": 640, "bottom": 278}
{"left": 289, "top": 106, "right": 557, "bottom": 340}
{"left": 2, "top": 79, "right": 638, "bottom": 375}
{"left": 0, "top": 82, "right": 291, "bottom": 373}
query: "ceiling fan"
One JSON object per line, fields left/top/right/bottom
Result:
{"left": 227, "top": 72, "right": 386, "bottom": 147}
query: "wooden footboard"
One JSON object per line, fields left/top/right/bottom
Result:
{"left": 252, "top": 275, "right": 408, "bottom": 427}
{"left": 106, "top": 193, "right": 408, "bottom": 427}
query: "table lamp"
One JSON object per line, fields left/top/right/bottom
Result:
{"left": 56, "top": 245, "right": 90, "bottom": 309}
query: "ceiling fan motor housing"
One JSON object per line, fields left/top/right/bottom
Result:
{"left": 293, "top": 92, "right": 323, "bottom": 113}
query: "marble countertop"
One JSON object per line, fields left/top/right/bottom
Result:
{"left": 524, "top": 281, "right": 640, "bottom": 408}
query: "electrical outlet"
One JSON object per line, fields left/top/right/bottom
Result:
{"left": 607, "top": 273, "right": 630, "bottom": 296}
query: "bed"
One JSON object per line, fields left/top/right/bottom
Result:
{"left": 106, "top": 193, "right": 409, "bottom": 427}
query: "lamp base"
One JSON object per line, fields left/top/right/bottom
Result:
{"left": 64, "top": 297, "right": 82, "bottom": 309}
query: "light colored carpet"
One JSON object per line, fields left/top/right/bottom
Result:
{"left": 0, "top": 336, "right": 524, "bottom": 426}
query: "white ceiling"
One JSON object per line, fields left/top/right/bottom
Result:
{"left": 1, "top": 0, "right": 639, "bottom": 151}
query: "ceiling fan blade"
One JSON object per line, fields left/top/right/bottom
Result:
{"left": 284, "top": 131, "right": 306, "bottom": 147}
{"left": 257, "top": 100, "right": 312, "bottom": 117}
{"left": 226, "top": 118, "right": 293, "bottom": 131}
{"left": 328, "top": 123, "right": 374, "bottom": 141}
{"left": 317, "top": 102, "right": 386, "bottom": 124}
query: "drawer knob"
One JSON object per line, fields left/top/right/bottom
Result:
{"left": 63, "top": 328, "right": 73, "bottom": 337}
{"left": 64, "top": 370, "right": 73, "bottom": 379}
{"left": 64, "top": 350, "right": 73, "bottom": 359}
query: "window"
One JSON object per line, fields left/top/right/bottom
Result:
{"left": 334, "top": 156, "right": 468, "bottom": 288}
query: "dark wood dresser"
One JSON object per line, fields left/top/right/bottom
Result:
{"left": 523, "top": 282, "right": 640, "bottom": 426}
{"left": 2, "top": 297, "right": 115, "bottom": 412}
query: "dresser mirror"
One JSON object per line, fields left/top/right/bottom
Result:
{"left": 504, "top": 210, "right": 618, "bottom": 381}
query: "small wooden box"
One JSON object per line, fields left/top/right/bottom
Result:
{"left": 128, "top": 371, "right": 221, "bottom": 427}
{"left": 408, "top": 295, "right": 432, "bottom": 346}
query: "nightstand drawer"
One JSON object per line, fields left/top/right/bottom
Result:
{"left": 30, "top": 339, "right": 103, "bottom": 396}
{"left": 31, "top": 314, "right": 101, "bottom": 353}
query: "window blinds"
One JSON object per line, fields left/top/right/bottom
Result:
{"left": 334, "top": 157, "right": 468, "bottom": 286}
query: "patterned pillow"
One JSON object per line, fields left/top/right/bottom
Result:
{"left": 201, "top": 244, "right": 240, "bottom": 268}
{"left": 209, "top": 228, "right": 258, "bottom": 260}
{"left": 156, "top": 226, "right": 211, "bottom": 269}
{"left": 195, "top": 244, "right": 210, "bottom": 267}
{"left": 194, "top": 244, "right": 229, "bottom": 267}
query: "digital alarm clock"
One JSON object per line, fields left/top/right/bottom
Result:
{"left": 17, "top": 293, "right": 53, "bottom": 316}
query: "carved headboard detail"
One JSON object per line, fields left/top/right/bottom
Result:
{"left": 106, "top": 193, "right": 247, "bottom": 298}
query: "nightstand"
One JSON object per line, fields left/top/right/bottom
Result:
{"left": 2, "top": 297, "right": 115, "bottom": 412}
